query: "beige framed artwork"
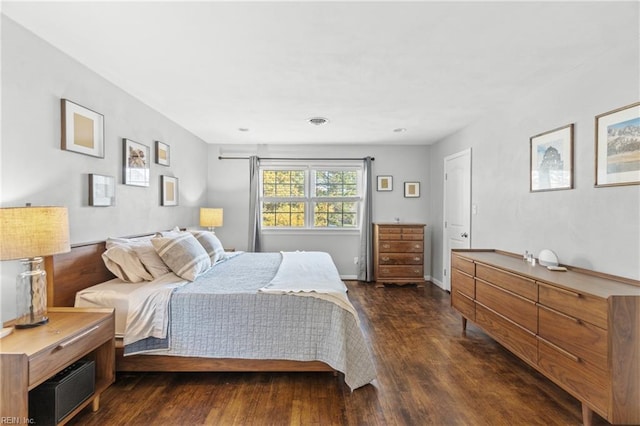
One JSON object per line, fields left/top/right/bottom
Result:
{"left": 595, "top": 101, "right": 640, "bottom": 187}
{"left": 377, "top": 175, "right": 393, "bottom": 191}
{"left": 123, "top": 138, "right": 150, "bottom": 187}
{"left": 161, "top": 175, "right": 178, "bottom": 206}
{"left": 155, "top": 141, "right": 170, "bottom": 166}
{"left": 404, "top": 182, "right": 420, "bottom": 198}
{"left": 61, "top": 99, "right": 105, "bottom": 158}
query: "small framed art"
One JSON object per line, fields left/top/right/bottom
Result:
{"left": 404, "top": 182, "right": 420, "bottom": 198}
{"left": 530, "top": 124, "right": 574, "bottom": 192}
{"left": 88, "top": 174, "right": 115, "bottom": 206}
{"left": 161, "top": 175, "right": 179, "bottom": 206}
{"left": 155, "top": 141, "right": 170, "bottom": 166}
{"left": 595, "top": 101, "right": 640, "bottom": 187}
{"left": 377, "top": 175, "right": 393, "bottom": 191}
{"left": 61, "top": 99, "right": 105, "bottom": 158}
{"left": 123, "top": 138, "right": 150, "bottom": 187}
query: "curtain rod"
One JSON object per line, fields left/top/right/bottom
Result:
{"left": 218, "top": 156, "right": 374, "bottom": 161}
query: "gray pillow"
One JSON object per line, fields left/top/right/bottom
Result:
{"left": 151, "top": 233, "right": 211, "bottom": 281}
{"left": 190, "top": 230, "right": 225, "bottom": 265}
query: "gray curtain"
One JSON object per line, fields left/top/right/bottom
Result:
{"left": 357, "top": 156, "right": 373, "bottom": 281}
{"left": 248, "top": 155, "right": 261, "bottom": 252}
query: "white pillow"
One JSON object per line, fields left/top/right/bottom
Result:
{"left": 102, "top": 245, "right": 153, "bottom": 282}
{"left": 190, "top": 230, "right": 225, "bottom": 265}
{"left": 151, "top": 233, "right": 211, "bottom": 281}
{"left": 131, "top": 243, "right": 171, "bottom": 279}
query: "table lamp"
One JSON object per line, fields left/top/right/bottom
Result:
{"left": 0, "top": 206, "right": 70, "bottom": 328}
{"left": 199, "top": 208, "right": 223, "bottom": 233}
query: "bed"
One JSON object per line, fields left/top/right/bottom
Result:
{"left": 44, "top": 231, "right": 376, "bottom": 390}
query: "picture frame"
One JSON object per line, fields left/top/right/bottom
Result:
{"left": 161, "top": 175, "right": 179, "bottom": 206}
{"left": 595, "top": 101, "right": 640, "bottom": 187}
{"left": 88, "top": 174, "right": 115, "bottom": 207}
{"left": 530, "top": 124, "right": 574, "bottom": 192}
{"left": 377, "top": 175, "right": 393, "bottom": 191}
{"left": 155, "top": 141, "right": 170, "bottom": 166}
{"left": 404, "top": 182, "right": 420, "bottom": 198}
{"left": 61, "top": 99, "right": 105, "bottom": 158}
{"left": 123, "top": 138, "right": 150, "bottom": 187}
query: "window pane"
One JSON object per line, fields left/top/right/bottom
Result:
{"left": 263, "top": 170, "right": 306, "bottom": 197}
{"left": 314, "top": 170, "right": 358, "bottom": 197}
{"left": 314, "top": 202, "right": 357, "bottom": 228}
{"left": 262, "top": 202, "right": 305, "bottom": 227}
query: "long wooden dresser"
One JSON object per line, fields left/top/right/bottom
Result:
{"left": 373, "top": 223, "right": 425, "bottom": 287}
{"left": 451, "top": 249, "right": 640, "bottom": 426}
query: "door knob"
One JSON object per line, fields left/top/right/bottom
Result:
{"left": 461, "top": 232, "right": 469, "bottom": 238}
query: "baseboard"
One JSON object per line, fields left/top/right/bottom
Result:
{"left": 341, "top": 275, "right": 358, "bottom": 280}
{"left": 430, "top": 277, "right": 445, "bottom": 290}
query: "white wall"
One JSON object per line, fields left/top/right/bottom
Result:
{"left": 0, "top": 17, "right": 209, "bottom": 321}
{"left": 429, "top": 36, "right": 640, "bottom": 283}
{"left": 207, "top": 143, "right": 431, "bottom": 278}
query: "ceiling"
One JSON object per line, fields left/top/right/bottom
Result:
{"left": 2, "top": 1, "right": 634, "bottom": 145}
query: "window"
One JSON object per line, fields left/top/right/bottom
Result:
{"left": 260, "top": 164, "right": 362, "bottom": 230}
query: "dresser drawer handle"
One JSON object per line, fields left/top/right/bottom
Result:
{"left": 382, "top": 244, "right": 391, "bottom": 249}
{"left": 382, "top": 269, "right": 390, "bottom": 273}
{"left": 414, "top": 269, "right": 420, "bottom": 273}
{"left": 538, "top": 304, "right": 581, "bottom": 324}
{"left": 538, "top": 336, "right": 580, "bottom": 363}
{"left": 382, "top": 256, "right": 390, "bottom": 261}
{"left": 539, "top": 282, "right": 581, "bottom": 298}
{"left": 414, "top": 244, "right": 420, "bottom": 249}
{"left": 413, "top": 257, "right": 420, "bottom": 261}
{"left": 57, "top": 325, "right": 100, "bottom": 349}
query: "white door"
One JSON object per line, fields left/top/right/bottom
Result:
{"left": 442, "top": 148, "right": 471, "bottom": 291}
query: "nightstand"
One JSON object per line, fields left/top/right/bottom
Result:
{"left": 0, "top": 307, "right": 115, "bottom": 424}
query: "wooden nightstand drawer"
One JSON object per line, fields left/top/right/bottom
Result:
{"left": 29, "top": 314, "right": 114, "bottom": 388}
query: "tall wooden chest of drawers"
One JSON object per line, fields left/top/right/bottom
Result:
{"left": 451, "top": 249, "right": 640, "bottom": 426}
{"left": 373, "top": 223, "right": 425, "bottom": 286}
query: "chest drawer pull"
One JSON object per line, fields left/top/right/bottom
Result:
{"left": 382, "top": 256, "right": 390, "bottom": 261}
{"left": 539, "top": 282, "right": 581, "bottom": 298}
{"left": 382, "top": 244, "right": 391, "bottom": 249}
{"left": 538, "top": 304, "right": 581, "bottom": 324}
{"left": 57, "top": 325, "right": 101, "bottom": 349}
{"left": 538, "top": 336, "right": 580, "bottom": 363}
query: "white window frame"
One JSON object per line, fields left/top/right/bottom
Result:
{"left": 259, "top": 161, "right": 363, "bottom": 232}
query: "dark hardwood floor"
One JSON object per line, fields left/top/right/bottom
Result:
{"left": 69, "top": 282, "right": 608, "bottom": 425}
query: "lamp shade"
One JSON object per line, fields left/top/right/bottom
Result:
{"left": 0, "top": 206, "right": 71, "bottom": 260}
{"left": 200, "top": 208, "right": 223, "bottom": 228}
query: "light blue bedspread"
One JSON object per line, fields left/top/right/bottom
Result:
{"left": 126, "top": 252, "right": 376, "bottom": 390}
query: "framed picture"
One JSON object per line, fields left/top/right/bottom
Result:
{"left": 61, "top": 99, "right": 105, "bottom": 158}
{"left": 123, "top": 138, "right": 150, "bottom": 187}
{"left": 161, "top": 175, "right": 179, "bottom": 206}
{"left": 595, "top": 102, "right": 640, "bottom": 187}
{"left": 530, "top": 124, "right": 574, "bottom": 192}
{"left": 377, "top": 175, "right": 393, "bottom": 191}
{"left": 88, "top": 174, "right": 115, "bottom": 207}
{"left": 155, "top": 141, "right": 170, "bottom": 166}
{"left": 404, "top": 182, "right": 420, "bottom": 198}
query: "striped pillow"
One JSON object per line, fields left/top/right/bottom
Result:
{"left": 190, "top": 230, "right": 225, "bottom": 265}
{"left": 151, "top": 233, "right": 211, "bottom": 281}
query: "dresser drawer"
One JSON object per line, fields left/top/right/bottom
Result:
{"left": 451, "top": 268, "right": 475, "bottom": 298}
{"left": 476, "top": 263, "right": 537, "bottom": 300}
{"left": 476, "top": 279, "right": 537, "bottom": 333}
{"left": 538, "top": 282, "right": 608, "bottom": 329}
{"left": 451, "top": 253, "right": 475, "bottom": 275}
{"left": 475, "top": 303, "right": 537, "bottom": 366}
{"left": 378, "top": 265, "right": 423, "bottom": 278}
{"left": 379, "top": 241, "right": 423, "bottom": 253}
{"left": 29, "top": 315, "right": 114, "bottom": 388}
{"left": 538, "top": 305, "right": 607, "bottom": 371}
{"left": 452, "top": 290, "right": 475, "bottom": 321}
{"left": 538, "top": 337, "right": 608, "bottom": 416}
{"left": 378, "top": 253, "right": 423, "bottom": 265}
{"left": 377, "top": 226, "right": 401, "bottom": 236}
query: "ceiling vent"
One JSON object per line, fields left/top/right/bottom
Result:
{"left": 308, "top": 117, "right": 329, "bottom": 126}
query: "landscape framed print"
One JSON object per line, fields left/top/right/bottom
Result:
{"left": 530, "top": 123, "right": 574, "bottom": 192}
{"left": 61, "top": 99, "right": 105, "bottom": 158}
{"left": 161, "top": 175, "right": 179, "bottom": 206}
{"left": 404, "top": 182, "right": 420, "bottom": 198}
{"left": 155, "top": 141, "right": 170, "bottom": 166}
{"left": 595, "top": 101, "right": 640, "bottom": 187}
{"left": 123, "top": 138, "right": 150, "bottom": 187}
{"left": 88, "top": 174, "right": 115, "bottom": 206}
{"left": 377, "top": 175, "right": 393, "bottom": 191}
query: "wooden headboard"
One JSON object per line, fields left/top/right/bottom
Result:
{"left": 45, "top": 240, "right": 115, "bottom": 307}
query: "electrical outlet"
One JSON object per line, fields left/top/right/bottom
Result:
{"left": 353, "top": 257, "right": 359, "bottom": 264}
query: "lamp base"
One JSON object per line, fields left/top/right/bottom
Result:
{"left": 15, "top": 316, "right": 49, "bottom": 329}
